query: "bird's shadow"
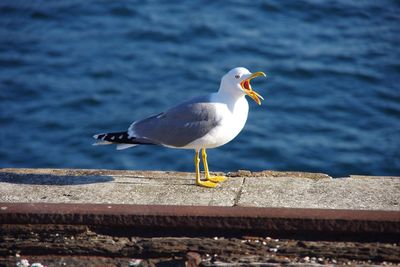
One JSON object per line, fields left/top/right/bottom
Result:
{"left": 0, "top": 172, "right": 113, "bottom": 185}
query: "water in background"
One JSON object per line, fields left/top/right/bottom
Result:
{"left": 1, "top": 0, "right": 399, "bottom": 177}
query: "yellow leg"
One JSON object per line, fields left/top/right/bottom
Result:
{"left": 195, "top": 149, "right": 217, "bottom": 188}
{"left": 202, "top": 148, "right": 227, "bottom": 183}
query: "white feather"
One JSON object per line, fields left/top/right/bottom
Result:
{"left": 127, "top": 122, "right": 137, "bottom": 138}
{"left": 116, "top": 144, "right": 137, "bottom": 150}
{"left": 92, "top": 141, "right": 112, "bottom": 146}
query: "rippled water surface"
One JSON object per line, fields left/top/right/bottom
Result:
{"left": 1, "top": 1, "right": 399, "bottom": 177}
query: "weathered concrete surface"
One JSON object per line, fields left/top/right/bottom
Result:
{"left": 0, "top": 168, "right": 399, "bottom": 210}
{"left": 237, "top": 175, "right": 400, "bottom": 210}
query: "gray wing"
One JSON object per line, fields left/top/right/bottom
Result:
{"left": 128, "top": 95, "right": 221, "bottom": 147}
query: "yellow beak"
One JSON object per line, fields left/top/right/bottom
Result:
{"left": 240, "top": 71, "right": 266, "bottom": 105}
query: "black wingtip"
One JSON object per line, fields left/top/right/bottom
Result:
{"left": 93, "top": 131, "right": 157, "bottom": 145}
{"left": 93, "top": 133, "right": 107, "bottom": 140}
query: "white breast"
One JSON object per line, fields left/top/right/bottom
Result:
{"left": 184, "top": 94, "right": 249, "bottom": 150}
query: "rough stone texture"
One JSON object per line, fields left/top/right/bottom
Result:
{"left": 238, "top": 176, "right": 400, "bottom": 210}
{"left": 0, "top": 169, "right": 242, "bottom": 206}
{"left": 0, "top": 224, "right": 399, "bottom": 266}
{"left": 0, "top": 168, "right": 399, "bottom": 210}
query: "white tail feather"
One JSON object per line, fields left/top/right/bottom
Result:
{"left": 92, "top": 141, "right": 113, "bottom": 146}
{"left": 116, "top": 144, "right": 137, "bottom": 150}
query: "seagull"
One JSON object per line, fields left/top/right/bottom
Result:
{"left": 93, "top": 67, "right": 266, "bottom": 188}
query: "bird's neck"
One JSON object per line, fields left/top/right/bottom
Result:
{"left": 216, "top": 86, "right": 247, "bottom": 112}
{"left": 217, "top": 85, "right": 246, "bottom": 102}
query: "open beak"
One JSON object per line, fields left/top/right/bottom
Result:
{"left": 240, "top": 71, "right": 266, "bottom": 105}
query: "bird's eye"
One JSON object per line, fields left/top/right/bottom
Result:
{"left": 235, "top": 74, "right": 240, "bottom": 79}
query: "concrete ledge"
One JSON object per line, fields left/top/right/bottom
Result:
{"left": 0, "top": 168, "right": 399, "bottom": 210}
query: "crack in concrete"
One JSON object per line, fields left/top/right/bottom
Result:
{"left": 233, "top": 177, "right": 246, "bottom": 206}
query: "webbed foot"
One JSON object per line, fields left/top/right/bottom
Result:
{"left": 206, "top": 176, "right": 227, "bottom": 183}
{"left": 196, "top": 180, "right": 218, "bottom": 188}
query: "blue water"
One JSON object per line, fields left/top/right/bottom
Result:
{"left": 1, "top": 1, "right": 399, "bottom": 177}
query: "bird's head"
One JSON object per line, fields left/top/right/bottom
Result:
{"left": 220, "top": 67, "right": 266, "bottom": 105}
